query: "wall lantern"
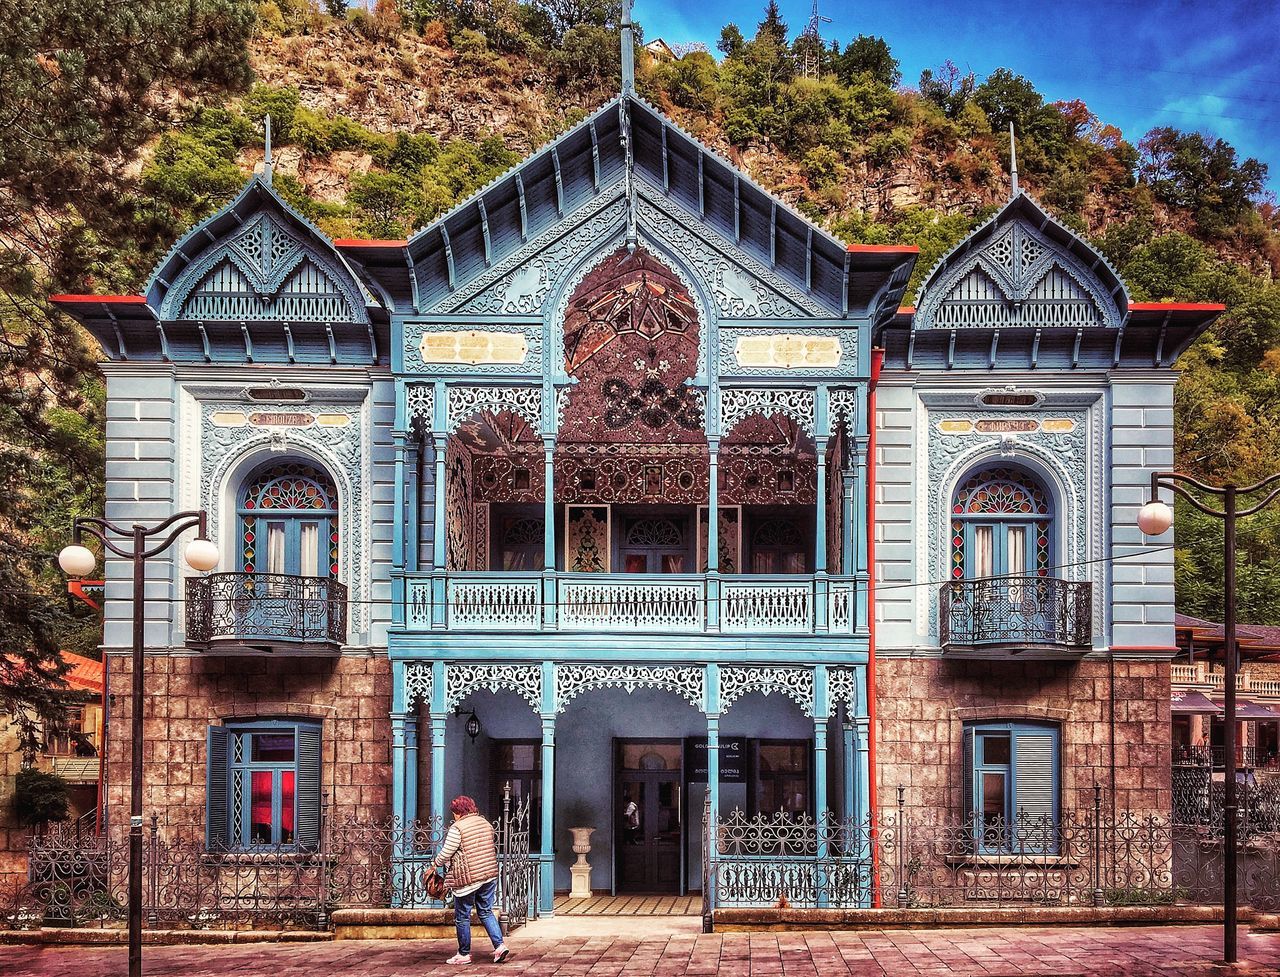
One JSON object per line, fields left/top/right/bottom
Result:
{"left": 465, "top": 709, "right": 481, "bottom": 743}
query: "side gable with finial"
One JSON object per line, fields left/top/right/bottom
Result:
{"left": 152, "top": 179, "right": 370, "bottom": 328}
{"left": 913, "top": 194, "right": 1127, "bottom": 333}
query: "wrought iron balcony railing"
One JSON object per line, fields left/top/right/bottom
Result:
{"left": 939, "top": 576, "right": 1091, "bottom": 651}
{"left": 186, "top": 572, "right": 347, "bottom": 648}
{"left": 401, "top": 571, "right": 864, "bottom": 636}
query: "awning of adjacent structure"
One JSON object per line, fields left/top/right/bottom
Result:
{"left": 1210, "top": 698, "right": 1280, "bottom": 721}
{"left": 1172, "top": 690, "right": 1222, "bottom": 715}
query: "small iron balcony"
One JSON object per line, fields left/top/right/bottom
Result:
{"left": 939, "top": 576, "right": 1091, "bottom": 654}
{"left": 186, "top": 572, "right": 347, "bottom": 652}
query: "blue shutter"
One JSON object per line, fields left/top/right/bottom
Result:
{"left": 1012, "top": 726, "right": 1058, "bottom": 854}
{"left": 295, "top": 722, "right": 323, "bottom": 850}
{"left": 961, "top": 725, "right": 976, "bottom": 849}
{"left": 206, "top": 726, "right": 230, "bottom": 851}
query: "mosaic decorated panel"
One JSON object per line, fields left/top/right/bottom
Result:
{"left": 445, "top": 436, "right": 476, "bottom": 571}
{"left": 565, "top": 505, "right": 610, "bottom": 573}
{"left": 697, "top": 506, "right": 742, "bottom": 573}
{"left": 468, "top": 447, "right": 812, "bottom": 506}
{"left": 558, "top": 246, "right": 705, "bottom": 445}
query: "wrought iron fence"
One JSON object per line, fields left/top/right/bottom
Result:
{"left": 186, "top": 572, "right": 347, "bottom": 645}
{"left": 702, "top": 788, "right": 1280, "bottom": 921}
{"left": 939, "top": 576, "right": 1091, "bottom": 648}
{"left": 0, "top": 798, "right": 538, "bottom": 932}
{"left": 1172, "top": 767, "right": 1280, "bottom": 835}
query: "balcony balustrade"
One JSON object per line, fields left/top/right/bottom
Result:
{"left": 186, "top": 572, "right": 347, "bottom": 650}
{"left": 1171, "top": 662, "right": 1280, "bottom": 701}
{"left": 938, "top": 576, "right": 1091, "bottom": 652}
{"left": 402, "top": 571, "right": 861, "bottom": 636}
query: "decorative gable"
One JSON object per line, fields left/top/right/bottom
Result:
{"left": 164, "top": 212, "right": 366, "bottom": 324}
{"left": 914, "top": 195, "right": 1125, "bottom": 332}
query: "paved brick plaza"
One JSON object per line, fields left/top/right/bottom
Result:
{"left": 2, "top": 926, "right": 1279, "bottom": 976}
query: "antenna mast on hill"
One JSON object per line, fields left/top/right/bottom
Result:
{"left": 799, "top": 0, "right": 832, "bottom": 80}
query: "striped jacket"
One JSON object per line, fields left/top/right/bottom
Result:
{"left": 436, "top": 813, "right": 499, "bottom": 891}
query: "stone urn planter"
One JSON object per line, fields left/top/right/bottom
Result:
{"left": 568, "top": 826, "right": 595, "bottom": 899}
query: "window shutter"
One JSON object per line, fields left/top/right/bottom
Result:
{"left": 206, "top": 726, "right": 230, "bottom": 851}
{"left": 296, "top": 723, "right": 323, "bottom": 849}
{"left": 1012, "top": 727, "right": 1058, "bottom": 853}
{"left": 961, "top": 726, "right": 976, "bottom": 848}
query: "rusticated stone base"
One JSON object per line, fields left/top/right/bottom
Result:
{"left": 875, "top": 658, "right": 1171, "bottom": 819}
{"left": 104, "top": 653, "right": 393, "bottom": 828}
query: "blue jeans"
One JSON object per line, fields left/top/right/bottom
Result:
{"left": 453, "top": 878, "right": 503, "bottom": 955}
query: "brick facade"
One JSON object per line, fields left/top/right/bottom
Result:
{"left": 876, "top": 659, "right": 1172, "bottom": 820}
{"left": 105, "top": 655, "right": 393, "bottom": 829}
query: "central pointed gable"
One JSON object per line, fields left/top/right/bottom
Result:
{"left": 913, "top": 193, "right": 1128, "bottom": 332}
{"left": 405, "top": 94, "right": 917, "bottom": 322}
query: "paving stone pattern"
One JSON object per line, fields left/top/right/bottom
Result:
{"left": 2, "top": 926, "right": 1279, "bottom": 976}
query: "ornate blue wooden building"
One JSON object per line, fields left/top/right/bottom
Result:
{"left": 54, "top": 15, "right": 919, "bottom": 910}
{"left": 53, "top": 15, "right": 1225, "bottom": 915}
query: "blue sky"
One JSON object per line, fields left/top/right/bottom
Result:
{"left": 636, "top": 0, "right": 1280, "bottom": 192}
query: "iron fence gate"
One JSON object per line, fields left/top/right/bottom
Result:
{"left": 0, "top": 796, "right": 540, "bottom": 932}
{"left": 700, "top": 786, "right": 1280, "bottom": 926}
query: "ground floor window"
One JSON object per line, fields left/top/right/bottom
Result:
{"left": 963, "top": 721, "right": 1059, "bottom": 854}
{"left": 206, "top": 720, "right": 322, "bottom": 851}
{"left": 752, "top": 740, "right": 811, "bottom": 817}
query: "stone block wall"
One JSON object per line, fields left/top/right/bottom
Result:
{"left": 104, "top": 654, "right": 393, "bottom": 830}
{"left": 875, "top": 658, "right": 1171, "bottom": 821}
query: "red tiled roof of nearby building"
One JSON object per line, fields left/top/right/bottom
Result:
{"left": 60, "top": 651, "right": 104, "bottom": 694}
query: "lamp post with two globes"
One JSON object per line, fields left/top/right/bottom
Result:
{"left": 59, "top": 513, "right": 219, "bottom": 977}
{"left": 1138, "top": 470, "right": 1280, "bottom": 965}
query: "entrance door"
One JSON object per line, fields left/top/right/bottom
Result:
{"left": 615, "top": 740, "right": 682, "bottom": 893}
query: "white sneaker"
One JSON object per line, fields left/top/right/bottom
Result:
{"left": 493, "top": 945, "right": 510, "bottom": 963}
{"left": 447, "top": 953, "right": 471, "bottom": 965}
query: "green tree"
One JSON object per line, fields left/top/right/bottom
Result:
{"left": 718, "top": 23, "right": 746, "bottom": 59}
{"left": 835, "top": 35, "right": 900, "bottom": 88}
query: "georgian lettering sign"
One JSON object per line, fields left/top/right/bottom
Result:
{"left": 419, "top": 329, "right": 530, "bottom": 366}
{"left": 937, "top": 417, "right": 1077, "bottom": 436}
{"left": 208, "top": 410, "right": 351, "bottom": 429}
{"left": 734, "top": 334, "right": 843, "bottom": 370}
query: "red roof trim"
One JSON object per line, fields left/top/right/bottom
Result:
{"left": 50, "top": 294, "right": 147, "bottom": 305}
{"left": 1129, "top": 302, "right": 1225, "bottom": 312}
{"left": 847, "top": 244, "right": 921, "bottom": 254}
{"left": 896, "top": 306, "right": 916, "bottom": 315}
{"left": 333, "top": 239, "right": 408, "bottom": 249}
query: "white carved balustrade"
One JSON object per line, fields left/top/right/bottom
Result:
{"left": 719, "top": 580, "right": 812, "bottom": 633}
{"left": 401, "top": 572, "right": 862, "bottom": 635}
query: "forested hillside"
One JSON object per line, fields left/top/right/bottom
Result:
{"left": 5, "top": 0, "right": 1280, "bottom": 681}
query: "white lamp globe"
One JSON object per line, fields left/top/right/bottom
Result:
{"left": 58, "top": 544, "right": 97, "bottom": 577}
{"left": 184, "top": 538, "right": 221, "bottom": 573}
{"left": 1137, "top": 500, "right": 1174, "bottom": 536}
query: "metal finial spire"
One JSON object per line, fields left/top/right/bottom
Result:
{"left": 620, "top": 0, "right": 635, "bottom": 93}
{"left": 264, "top": 115, "right": 274, "bottom": 185}
{"left": 1008, "top": 121, "right": 1018, "bottom": 198}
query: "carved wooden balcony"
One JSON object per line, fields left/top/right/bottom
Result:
{"left": 938, "top": 576, "right": 1091, "bottom": 656}
{"left": 186, "top": 572, "right": 347, "bottom": 653}
{"left": 401, "top": 571, "right": 862, "bottom": 637}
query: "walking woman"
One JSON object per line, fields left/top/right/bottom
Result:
{"left": 431, "top": 795, "right": 510, "bottom": 965}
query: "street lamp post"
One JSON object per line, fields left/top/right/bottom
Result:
{"left": 59, "top": 513, "right": 218, "bottom": 977}
{"left": 1138, "top": 469, "right": 1280, "bottom": 965}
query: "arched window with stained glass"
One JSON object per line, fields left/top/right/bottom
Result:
{"left": 238, "top": 461, "right": 340, "bottom": 578}
{"left": 950, "top": 466, "right": 1051, "bottom": 580}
